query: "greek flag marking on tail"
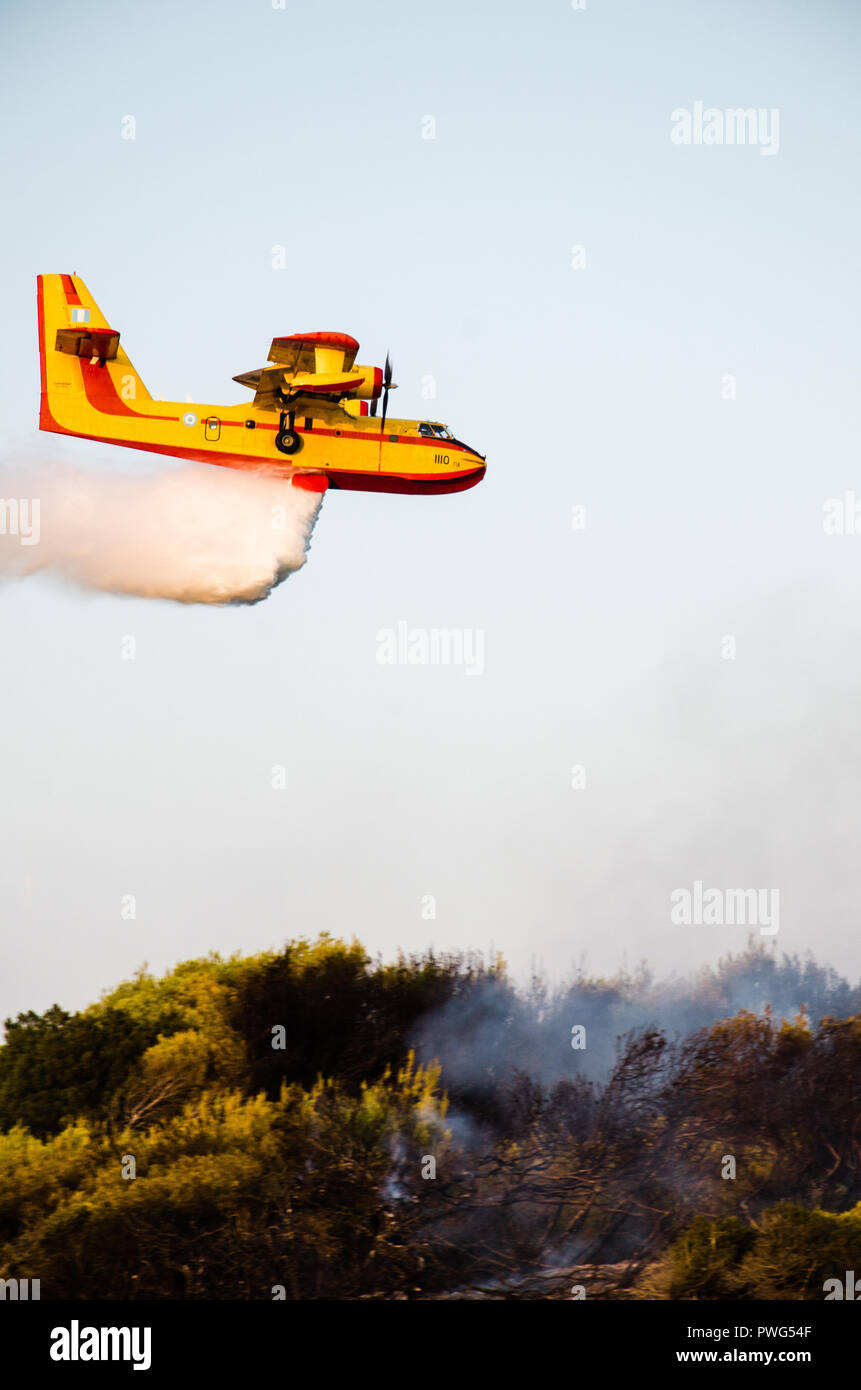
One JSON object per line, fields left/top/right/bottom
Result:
{"left": 71, "top": 307, "right": 90, "bottom": 324}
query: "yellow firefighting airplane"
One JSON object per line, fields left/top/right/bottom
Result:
{"left": 36, "top": 275, "right": 486, "bottom": 496}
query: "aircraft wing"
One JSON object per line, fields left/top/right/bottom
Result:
{"left": 233, "top": 331, "right": 380, "bottom": 411}
{"left": 232, "top": 366, "right": 283, "bottom": 410}
{"left": 232, "top": 365, "right": 364, "bottom": 412}
{"left": 268, "top": 331, "right": 360, "bottom": 374}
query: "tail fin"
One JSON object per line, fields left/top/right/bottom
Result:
{"left": 37, "top": 274, "right": 152, "bottom": 435}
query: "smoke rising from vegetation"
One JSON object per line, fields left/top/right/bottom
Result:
{"left": 0, "top": 461, "right": 322, "bottom": 604}
{"left": 410, "top": 937, "right": 861, "bottom": 1098}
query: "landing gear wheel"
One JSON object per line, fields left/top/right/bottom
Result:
{"left": 275, "top": 429, "right": 302, "bottom": 455}
{"left": 275, "top": 410, "right": 302, "bottom": 455}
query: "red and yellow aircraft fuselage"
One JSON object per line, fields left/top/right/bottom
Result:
{"left": 36, "top": 275, "right": 486, "bottom": 496}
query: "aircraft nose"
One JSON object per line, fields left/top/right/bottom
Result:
{"left": 469, "top": 457, "right": 487, "bottom": 483}
{"left": 449, "top": 435, "right": 485, "bottom": 461}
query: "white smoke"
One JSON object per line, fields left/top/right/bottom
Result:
{"left": 0, "top": 460, "right": 323, "bottom": 604}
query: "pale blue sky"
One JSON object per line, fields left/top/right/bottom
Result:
{"left": 1, "top": 0, "right": 861, "bottom": 1021}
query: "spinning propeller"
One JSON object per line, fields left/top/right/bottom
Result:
{"left": 370, "top": 352, "right": 396, "bottom": 431}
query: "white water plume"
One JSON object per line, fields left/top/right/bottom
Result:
{"left": 0, "top": 460, "right": 323, "bottom": 604}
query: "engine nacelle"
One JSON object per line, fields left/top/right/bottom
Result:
{"left": 348, "top": 365, "right": 383, "bottom": 401}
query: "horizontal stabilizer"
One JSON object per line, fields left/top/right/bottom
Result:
{"left": 55, "top": 326, "right": 120, "bottom": 364}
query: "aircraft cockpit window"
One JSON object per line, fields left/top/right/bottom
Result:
{"left": 433, "top": 425, "right": 452, "bottom": 439}
{"left": 418, "top": 423, "right": 435, "bottom": 437}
